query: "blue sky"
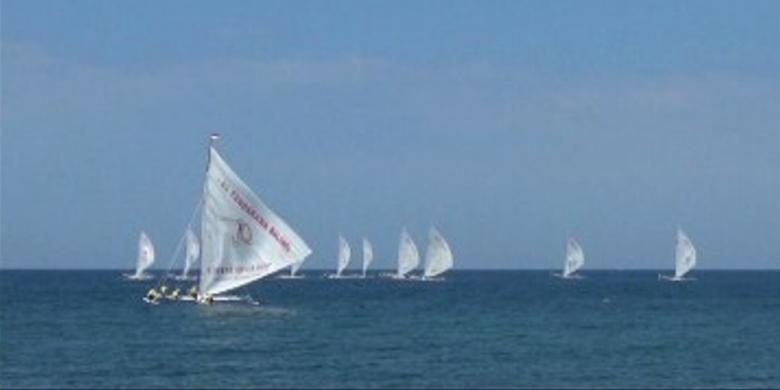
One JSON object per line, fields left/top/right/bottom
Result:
{"left": 1, "top": 0, "right": 778, "bottom": 270}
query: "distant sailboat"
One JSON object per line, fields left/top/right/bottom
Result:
{"left": 422, "top": 227, "right": 453, "bottom": 280}
{"left": 175, "top": 227, "right": 200, "bottom": 281}
{"left": 124, "top": 231, "right": 155, "bottom": 280}
{"left": 284, "top": 260, "right": 305, "bottom": 279}
{"left": 659, "top": 227, "right": 697, "bottom": 282}
{"left": 362, "top": 238, "right": 373, "bottom": 278}
{"left": 278, "top": 255, "right": 306, "bottom": 279}
{"left": 554, "top": 237, "right": 585, "bottom": 279}
{"left": 326, "top": 235, "right": 352, "bottom": 279}
{"left": 146, "top": 134, "right": 312, "bottom": 304}
{"left": 337, "top": 235, "right": 351, "bottom": 277}
{"left": 395, "top": 227, "right": 419, "bottom": 279}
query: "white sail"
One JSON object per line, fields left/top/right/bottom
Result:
{"left": 423, "top": 227, "right": 454, "bottom": 279}
{"left": 199, "top": 146, "right": 312, "bottom": 297}
{"left": 290, "top": 260, "right": 304, "bottom": 276}
{"left": 562, "top": 237, "right": 585, "bottom": 278}
{"left": 362, "top": 238, "right": 373, "bottom": 277}
{"left": 336, "top": 235, "right": 351, "bottom": 277}
{"left": 675, "top": 227, "right": 697, "bottom": 279}
{"left": 397, "top": 227, "right": 419, "bottom": 277}
{"left": 180, "top": 227, "right": 200, "bottom": 278}
{"left": 134, "top": 231, "right": 155, "bottom": 278}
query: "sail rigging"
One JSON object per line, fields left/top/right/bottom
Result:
{"left": 179, "top": 227, "right": 200, "bottom": 279}
{"left": 423, "top": 227, "right": 454, "bottom": 279}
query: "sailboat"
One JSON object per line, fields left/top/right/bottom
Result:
{"left": 362, "top": 238, "right": 373, "bottom": 278}
{"left": 422, "top": 227, "right": 453, "bottom": 280}
{"left": 147, "top": 134, "right": 312, "bottom": 304}
{"left": 124, "top": 231, "right": 155, "bottom": 280}
{"left": 278, "top": 259, "right": 306, "bottom": 279}
{"left": 659, "top": 227, "right": 697, "bottom": 282}
{"left": 553, "top": 237, "right": 585, "bottom": 279}
{"left": 325, "top": 235, "right": 353, "bottom": 278}
{"left": 393, "top": 227, "right": 419, "bottom": 279}
{"left": 174, "top": 228, "right": 200, "bottom": 281}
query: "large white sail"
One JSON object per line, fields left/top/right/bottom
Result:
{"left": 562, "top": 237, "right": 584, "bottom": 278}
{"left": 180, "top": 227, "right": 200, "bottom": 278}
{"left": 199, "top": 146, "right": 312, "bottom": 297}
{"left": 423, "top": 227, "right": 454, "bottom": 279}
{"left": 675, "top": 227, "right": 697, "bottom": 279}
{"left": 362, "top": 238, "right": 373, "bottom": 277}
{"left": 336, "top": 235, "right": 351, "bottom": 277}
{"left": 397, "top": 227, "right": 419, "bottom": 277}
{"left": 134, "top": 231, "right": 155, "bottom": 278}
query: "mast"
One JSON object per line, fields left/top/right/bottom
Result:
{"left": 195, "top": 133, "right": 219, "bottom": 288}
{"left": 207, "top": 133, "right": 220, "bottom": 170}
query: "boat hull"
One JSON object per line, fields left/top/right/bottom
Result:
{"left": 149, "top": 294, "right": 260, "bottom": 305}
{"left": 123, "top": 273, "right": 154, "bottom": 281}
{"left": 658, "top": 273, "right": 696, "bottom": 282}
{"left": 552, "top": 272, "right": 584, "bottom": 280}
{"left": 323, "top": 273, "right": 363, "bottom": 279}
{"left": 380, "top": 273, "right": 432, "bottom": 281}
{"left": 277, "top": 274, "right": 306, "bottom": 279}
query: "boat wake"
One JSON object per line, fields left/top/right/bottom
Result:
{"left": 123, "top": 273, "right": 154, "bottom": 281}
{"left": 658, "top": 274, "right": 696, "bottom": 282}
{"left": 277, "top": 274, "right": 306, "bottom": 280}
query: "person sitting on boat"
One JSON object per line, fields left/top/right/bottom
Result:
{"left": 160, "top": 285, "right": 169, "bottom": 295}
{"left": 145, "top": 288, "right": 162, "bottom": 302}
{"left": 168, "top": 288, "right": 180, "bottom": 300}
{"left": 188, "top": 286, "right": 198, "bottom": 298}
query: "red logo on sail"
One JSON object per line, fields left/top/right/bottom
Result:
{"left": 235, "top": 219, "right": 253, "bottom": 245}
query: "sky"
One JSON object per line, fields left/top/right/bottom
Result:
{"left": 1, "top": 0, "right": 778, "bottom": 270}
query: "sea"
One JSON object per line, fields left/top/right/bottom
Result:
{"left": 1, "top": 270, "right": 779, "bottom": 388}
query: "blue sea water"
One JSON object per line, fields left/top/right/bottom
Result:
{"left": 1, "top": 270, "right": 779, "bottom": 388}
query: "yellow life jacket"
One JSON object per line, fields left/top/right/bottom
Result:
{"left": 146, "top": 288, "right": 160, "bottom": 300}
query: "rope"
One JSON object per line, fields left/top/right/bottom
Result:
{"left": 155, "top": 196, "right": 203, "bottom": 292}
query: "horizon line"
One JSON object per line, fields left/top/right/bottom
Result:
{"left": 1, "top": 267, "right": 778, "bottom": 272}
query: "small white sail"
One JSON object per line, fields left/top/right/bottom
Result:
{"left": 362, "top": 238, "right": 373, "bottom": 277}
{"left": 397, "top": 227, "right": 420, "bottom": 278}
{"left": 199, "top": 145, "right": 312, "bottom": 297}
{"left": 562, "top": 237, "right": 585, "bottom": 278}
{"left": 289, "top": 260, "right": 304, "bottom": 277}
{"left": 674, "top": 227, "right": 697, "bottom": 279}
{"left": 179, "top": 227, "right": 200, "bottom": 279}
{"left": 134, "top": 231, "right": 155, "bottom": 278}
{"left": 423, "top": 227, "right": 454, "bottom": 279}
{"left": 336, "top": 235, "right": 351, "bottom": 277}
